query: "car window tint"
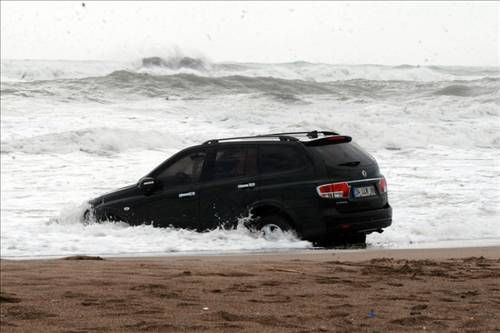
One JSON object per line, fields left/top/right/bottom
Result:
{"left": 311, "top": 142, "right": 375, "bottom": 167}
{"left": 157, "top": 151, "right": 206, "bottom": 186}
{"left": 245, "top": 148, "right": 258, "bottom": 176}
{"left": 259, "top": 145, "right": 305, "bottom": 174}
{"left": 213, "top": 147, "right": 257, "bottom": 180}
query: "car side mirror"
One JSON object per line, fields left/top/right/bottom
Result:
{"left": 138, "top": 177, "right": 156, "bottom": 195}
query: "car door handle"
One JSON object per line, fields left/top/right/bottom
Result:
{"left": 237, "top": 182, "right": 256, "bottom": 189}
{"left": 178, "top": 191, "right": 196, "bottom": 198}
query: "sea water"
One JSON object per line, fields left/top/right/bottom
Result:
{"left": 1, "top": 57, "right": 499, "bottom": 258}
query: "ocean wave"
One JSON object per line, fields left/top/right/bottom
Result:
{"left": 141, "top": 56, "right": 209, "bottom": 71}
{"left": 2, "top": 70, "right": 498, "bottom": 103}
{"left": 433, "top": 84, "right": 497, "bottom": 97}
{"left": 2, "top": 58, "right": 498, "bottom": 83}
{"left": 258, "top": 92, "right": 310, "bottom": 104}
{"left": 0, "top": 128, "right": 181, "bottom": 155}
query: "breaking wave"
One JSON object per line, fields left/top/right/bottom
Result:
{"left": 2, "top": 70, "right": 498, "bottom": 103}
{"left": 1, "top": 128, "right": 182, "bottom": 155}
{"left": 141, "top": 56, "right": 209, "bottom": 71}
{"left": 2, "top": 58, "right": 497, "bottom": 104}
{"left": 433, "top": 84, "right": 497, "bottom": 97}
{"left": 2, "top": 58, "right": 498, "bottom": 83}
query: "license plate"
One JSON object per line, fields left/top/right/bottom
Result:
{"left": 353, "top": 185, "right": 376, "bottom": 198}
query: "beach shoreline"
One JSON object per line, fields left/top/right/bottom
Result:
{"left": 1, "top": 246, "right": 499, "bottom": 332}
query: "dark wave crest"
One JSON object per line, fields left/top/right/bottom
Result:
{"left": 141, "top": 56, "right": 208, "bottom": 71}
{"left": 433, "top": 84, "right": 497, "bottom": 97}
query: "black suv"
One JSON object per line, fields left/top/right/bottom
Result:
{"left": 85, "top": 131, "right": 392, "bottom": 244}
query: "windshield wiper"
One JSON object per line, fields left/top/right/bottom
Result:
{"left": 338, "top": 161, "right": 360, "bottom": 167}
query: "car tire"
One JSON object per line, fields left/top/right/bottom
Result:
{"left": 346, "top": 232, "right": 367, "bottom": 249}
{"left": 254, "top": 215, "right": 293, "bottom": 239}
{"left": 345, "top": 232, "right": 366, "bottom": 245}
{"left": 82, "top": 209, "right": 92, "bottom": 224}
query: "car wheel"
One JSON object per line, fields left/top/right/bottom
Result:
{"left": 255, "top": 215, "right": 293, "bottom": 240}
{"left": 346, "top": 232, "right": 366, "bottom": 245}
{"left": 82, "top": 209, "right": 92, "bottom": 224}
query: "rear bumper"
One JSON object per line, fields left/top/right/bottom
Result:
{"left": 322, "top": 204, "right": 392, "bottom": 234}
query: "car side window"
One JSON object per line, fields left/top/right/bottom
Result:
{"left": 212, "top": 147, "right": 257, "bottom": 180}
{"left": 259, "top": 145, "right": 306, "bottom": 174}
{"left": 156, "top": 151, "right": 206, "bottom": 186}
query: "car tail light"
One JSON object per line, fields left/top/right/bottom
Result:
{"left": 379, "top": 177, "right": 387, "bottom": 193}
{"left": 327, "top": 136, "right": 350, "bottom": 143}
{"left": 317, "top": 182, "right": 350, "bottom": 199}
{"left": 305, "top": 135, "right": 352, "bottom": 146}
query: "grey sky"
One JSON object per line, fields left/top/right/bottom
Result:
{"left": 1, "top": 1, "right": 498, "bottom": 66}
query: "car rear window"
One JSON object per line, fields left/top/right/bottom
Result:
{"left": 259, "top": 145, "right": 307, "bottom": 174}
{"left": 310, "top": 142, "right": 375, "bottom": 166}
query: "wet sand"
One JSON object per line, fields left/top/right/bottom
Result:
{"left": 1, "top": 247, "right": 499, "bottom": 332}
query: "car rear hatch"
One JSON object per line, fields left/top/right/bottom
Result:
{"left": 305, "top": 136, "right": 388, "bottom": 213}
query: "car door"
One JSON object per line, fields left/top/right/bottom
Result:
{"left": 130, "top": 149, "right": 207, "bottom": 230}
{"left": 198, "top": 145, "right": 259, "bottom": 230}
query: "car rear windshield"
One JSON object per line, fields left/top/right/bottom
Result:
{"left": 259, "top": 145, "right": 308, "bottom": 174}
{"left": 310, "top": 142, "right": 375, "bottom": 167}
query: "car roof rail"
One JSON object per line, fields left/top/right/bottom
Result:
{"left": 203, "top": 135, "right": 299, "bottom": 145}
{"left": 202, "top": 130, "right": 339, "bottom": 145}
{"left": 265, "top": 130, "right": 339, "bottom": 139}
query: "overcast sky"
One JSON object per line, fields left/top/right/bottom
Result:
{"left": 1, "top": 1, "right": 498, "bottom": 66}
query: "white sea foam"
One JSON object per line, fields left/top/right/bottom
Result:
{"left": 1, "top": 59, "right": 499, "bottom": 258}
{"left": 2, "top": 203, "right": 309, "bottom": 258}
{"left": 1, "top": 127, "right": 182, "bottom": 155}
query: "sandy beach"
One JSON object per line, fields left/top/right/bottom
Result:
{"left": 1, "top": 247, "right": 499, "bottom": 332}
